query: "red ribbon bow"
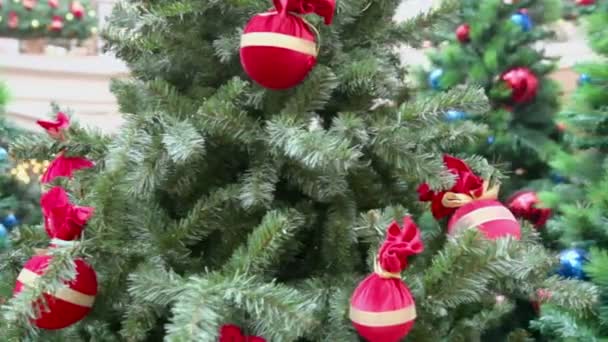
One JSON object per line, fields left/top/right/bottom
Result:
{"left": 377, "top": 216, "right": 424, "bottom": 275}
{"left": 37, "top": 112, "right": 70, "bottom": 140}
{"left": 41, "top": 186, "right": 94, "bottom": 241}
{"left": 417, "top": 155, "right": 486, "bottom": 220}
{"left": 219, "top": 324, "right": 266, "bottom": 342}
{"left": 273, "top": 0, "right": 336, "bottom": 25}
{"left": 41, "top": 152, "right": 94, "bottom": 184}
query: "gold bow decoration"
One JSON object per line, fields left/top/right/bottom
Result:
{"left": 441, "top": 180, "right": 500, "bottom": 209}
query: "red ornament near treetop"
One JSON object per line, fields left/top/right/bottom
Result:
{"left": 418, "top": 155, "right": 521, "bottom": 240}
{"left": 456, "top": 24, "right": 470, "bottom": 43}
{"left": 13, "top": 255, "right": 97, "bottom": 330}
{"left": 350, "top": 217, "right": 424, "bottom": 342}
{"left": 501, "top": 67, "right": 538, "bottom": 104}
{"left": 240, "top": 0, "right": 335, "bottom": 90}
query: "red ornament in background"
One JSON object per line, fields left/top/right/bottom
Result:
{"left": 41, "top": 152, "right": 94, "bottom": 184}
{"left": 350, "top": 217, "right": 424, "bottom": 342}
{"left": 23, "top": 0, "right": 36, "bottom": 10}
{"left": 506, "top": 190, "right": 551, "bottom": 228}
{"left": 41, "top": 187, "right": 94, "bottom": 242}
{"left": 50, "top": 16, "right": 64, "bottom": 31}
{"left": 456, "top": 24, "right": 471, "bottom": 43}
{"left": 48, "top": 0, "right": 59, "bottom": 9}
{"left": 219, "top": 324, "right": 266, "bottom": 342}
{"left": 240, "top": 0, "right": 335, "bottom": 90}
{"left": 501, "top": 67, "right": 539, "bottom": 104}
{"left": 8, "top": 11, "right": 19, "bottom": 29}
{"left": 576, "top": 0, "right": 595, "bottom": 5}
{"left": 71, "top": 1, "right": 85, "bottom": 19}
{"left": 418, "top": 155, "right": 521, "bottom": 240}
{"left": 13, "top": 255, "right": 97, "bottom": 330}
{"left": 37, "top": 112, "right": 70, "bottom": 139}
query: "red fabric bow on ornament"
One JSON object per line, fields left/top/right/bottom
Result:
{"left": 418, "top": 155, "right": 494, "bottom": 219}
{"left": 350, "top": 217, "right": 424, "bottom": 342}
{"left": 272, "top": 0, "right": 336, "bottom": 24}
{"left": 41, "top": 186, "right": 94, "bottom": 241}
{"left": 41, "top": 152, "right": 94, "bottom": 184}
{"left": 219, "top": 324, "right": 266, "bottom": 342}
{"left": 37, "top": 112, "right": 70, "bottom": 139}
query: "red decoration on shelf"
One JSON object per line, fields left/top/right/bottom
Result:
{"left": 41, "top": 152, "right": 94, "bottom": 184}
{"left": 576, "top": 0, "right": 595, "bottom": 5}
{"left": 23, "top": 0, "right": 36, "bottom": 10}
{"left": 501, "top": 67, "right": 538, "bottom": 104}
{"left": 48, "top": 0, "right": 59, "bottom": 8}
{"left": 456, "top": 24, "right": 470, "bottom": 43}
{"left": 506, "top": 190, "right": 551, "bottom": 228}
{"left": 37, "top": 112, "right": 70, "bottom": 139}
{"left": 350, "top": 217, "right": 424, "bottom": 342}
{"left": 50, "top": 15, "right": 64, "bottom": 31}
{"left": 219, "top": 324, "right": 266, "bottom": 342}
{"left": 41, "top": 187, "right": 94, "bottom": 241}
{"left": 240, "top": 0, "right": 335, "bottom": 90}
{"left": 70, "top": 1, "right": 85, "bottom": 19}
{"left": 8, "top": 11, "right": 19, "bottom": 29}
{"left": 13, "top": 255, "right": 97, "bottom": 330}
{"left": 418, "top": 155, "right": 521, "bottom": 240}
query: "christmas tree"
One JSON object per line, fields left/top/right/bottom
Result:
{"left": 0, "top": 0, "right": 97, "bottom": 39}
{"left": 531, "top": 0, "right": 608, "bottom": 339}
{"left": 0, "top": 0, "right": 596, "bottom": 340}
{"left": 422, "top": 0, "right": 563, "bottom": 195}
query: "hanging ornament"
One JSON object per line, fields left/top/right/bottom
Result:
{"left": 455, "top": 24, "right": 470, "bottom": 43}
{"left": 418, "top": 155, "right": 521, "bottom": 240}
{"left": 487, "top": 136, "right": 495, "bottom": 144}
{"left": 444, "top": 110, "right": 468, "bottom": 122}
{"left": 578, "top": 73, "right": 591, "bottom": 85}
{"left": 2, "top": 213, "right": 19, "bottom": 230}
{"left": 22, "top": 0, "right": 35, "bottom": 10}
{"left": 13, "top": 254, "right": 97, "bottom": 330}
{"left": 41, "top": 187, "right": 94, "bottom": 242}
{"left": 240, "top": 0, "right": 335, "bottom": 90}
{"left": 31, "top": 19, "right": 40, "bottom": 28}
{"left": 556, "top": 122, "right": 566, "bottom": 132}
{"left": 510, "top": 9, "right": 533, "bottom": 32}
{"left": 0, "top": 224, "right": 7, "bottom": 248}
{"left": 0, "top": 147, "right": 7, "bottom": 161}
{"left": 41, "top": 152, "right": 94, "bottom": 184}
{"left": 70, "top": 1, "right": 85, "bottom": 19}
{"left": 556, "top": 248, "right": 588, "bottom": 280}
{"left": 576, "top": 0, "right": 595, "bottom": 5}
{"left": 350, "top": 217, "right": 424, "bottom": 342}
{"left": 37, "top": 112, "right": 70, "bottom": 139}
{"left": 428, "top": 68, "right": 444, "bottom": 90}
{"left": 219, "top": 324, "right": 266, "bottom": 342}
{"left": 550, "top": 171, "right": 567, "bottom": 184}
{"left": 48, "top": 0, "right": 59, "bottom": 8}
{"left": 8, "top": 11, "right": 19, "bottom": 29}
{"left": 506, "top": 190, "right": 551, "bottom": 228}
{"left": 501, "top": 67, "right": 538, "bottom": 104}
{"left": 50, "top": 15, "right": 63, "bottom": 32}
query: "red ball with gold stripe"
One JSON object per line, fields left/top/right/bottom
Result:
{"left": 239, "top": 0, "right": 335, "bottom": 90}
{"left": 418, "top": 155, "right": 521, "bottom": 240}
{"left": 13, "top": 254, "right": 97, "bottom": 330}
{"left": 350, "top": 217, "right": 424, "bottom": 342}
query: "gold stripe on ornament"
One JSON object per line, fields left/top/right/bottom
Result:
{"left": 17, "top": 269, "right": 95, "bottom": 308}
{"left": 451, "top": 205, "right": 516, "bottom": 234}
{"left": 349, "top": 305, "right": 416, "bottom": 327}
{"left": 240, "top": 32, "right": 318, "bottom": 57}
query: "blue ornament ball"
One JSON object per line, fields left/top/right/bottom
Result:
{"left": 510, "top": 13, "right": 533, "bottom": 32}
{"left": 578, "top": 73, "right": 591, "bottom": 85}
{"left": 445, "top": 110, "right": 468, "bottom": 122}
{"left": 0, "top": 147, "right": 7, "bottom": 162}
{"left": 550, "top": 172, "right": 567, "bottom": 184}
{"left": 428, "top": 68, "right": 444, "bottom": 90}
{"left": 2, "top": 213, "right": 19, "bottom": 230}
{"left": 557, "top": 248, "right": 589, "bottom": 280}
{"left": 487, "top": 136, "right": 495, "bottom": 144}
{"left": 0, "top": 224, "right": 6, "bottom": 238}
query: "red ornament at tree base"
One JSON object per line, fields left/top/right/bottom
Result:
{"left": 240, "top": 0, "right": 335, "bottom": 90}
{"left": 13, "top": 255, "right": 97, "bottom": 330}
{"left": 501, "top": 67, "right": 538, "bottom": 104}
{"left": 50, "top": 16, "right": 63, "bottom": 31}
{"left": 456, "top": 24, "right": 470, "bottom": 43}
{"left": 350, "top": 217, "right": 424, "bottom": 342}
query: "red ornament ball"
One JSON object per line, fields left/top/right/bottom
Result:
{"left": 506, "top": 190, "right": 551, "bottom": 228}
{"left": 240, "top": 10, "right": 318, "bottom": 90}
{"left": 576, "top": 0, "right": 595, "bottom": 5}
{"left": 447, "top": 199, "right": 521, "bottom": 240}
{"left": 13, "top": 255, "right": 97, "bottom": 330}
{"left": 456, "top": 24, "right": 471, "bottom": 43}
{"left": 71, "top": 1, "right": 85, "bottom": 19}
{"left": 501, "top": 67, "right": 538, "bottom": 104}
{"left": 48, "top": 0, "right": 59, "bottom": 9}
{"left": 50, "top": 15, "right": 64, "bottom": 32}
